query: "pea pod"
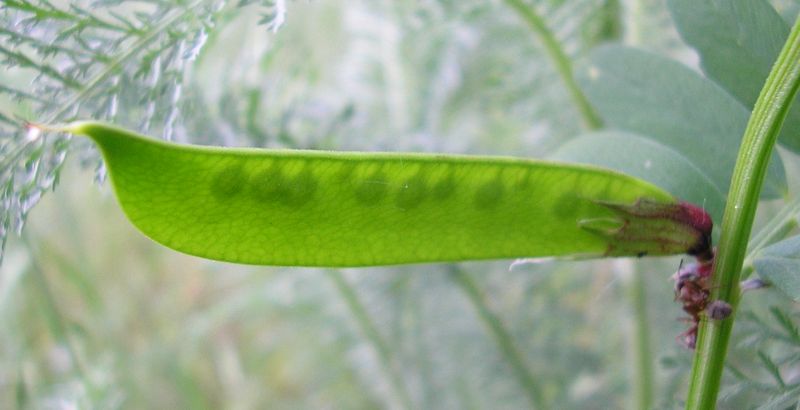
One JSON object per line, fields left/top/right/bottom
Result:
{"left": 58, "top": 121, "right": 711, "bottom": 266}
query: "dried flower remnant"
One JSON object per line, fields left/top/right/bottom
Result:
{"left": 673, "top": 258, "right": 712, "bottom": 349}
{"left": 585, "top": 198, "right": 730, "bottom": 348}
{"left": 672, "top": 249, "right": 733, "bottom": 349}
{"left": 705, "top": 300, "right": 733, "bottom": 320}
{"left": 642, "top": 201, "right": 734, "bottom": 350}
{"left": 740, "top": 278, "right": 769, "bottom": 292}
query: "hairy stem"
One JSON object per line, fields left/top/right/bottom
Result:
{"left": 685, "top": 14, "right": 800, "bottom": 409}
{"left": 502, "top": 0, "right": 602, "bottom": 129}
{"left": 326, "top": 270, "right": 414, "bottom": 409}
{"left": 449, "top": 266, "right": 547, "bottom": 409}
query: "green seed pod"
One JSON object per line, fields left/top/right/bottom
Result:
{"left": 60, "top": 121, "right": 710, "bottom": 266}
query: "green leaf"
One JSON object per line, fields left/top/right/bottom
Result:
{"left": 59, "top": 121, "right": 710, "bottom": 266}
{"left": 577, "top": 45, "right": 787, "bottom": 198}
{"left": 668, "top": 0, "right": 800, "bottom": 153}
{"left": 754, "top": 235, "right": 800, "bottom": 301}
{"left": 551, "top": 131, "right": 725, "bottom": 222}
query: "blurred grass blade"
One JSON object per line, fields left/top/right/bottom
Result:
{"left": 501, "top": 0, "right": 602, "bottom": 129}
{"left": 450, "top": 267, "right": 546, "bottom": 409}
{"left": 57, "top": 121, "right": 711, "bottom": 266}
{"left": 326, "top": 270, "right": 413, "bottom": 408}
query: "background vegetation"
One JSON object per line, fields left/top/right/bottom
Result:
{"left": 1, "top": 0, "right": 799, "bottom": 408}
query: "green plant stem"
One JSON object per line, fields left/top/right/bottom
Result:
{"left": 502, "top": 0, "right": 602, "bottom": 130}
{"left": 325, "top": 270, "right": 413, "bottom": 409}
{"left": 628, "top": 264, "right": 653, "bottom": 409}
{"left": 685, "top": 14, "right": 800, "bottom": 409}
{"left": 449, "top": 267, "right": 546, "bottom": 409}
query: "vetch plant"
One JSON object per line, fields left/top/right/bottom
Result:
{"left": 4, "top": 0, "right": 800, "bottom": 408}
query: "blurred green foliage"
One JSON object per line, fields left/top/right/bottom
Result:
{"left": 1, "top": 1, "right": 799, "bottom": 408}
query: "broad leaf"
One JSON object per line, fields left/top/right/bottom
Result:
{"left": 57, "top": 121, "right": 712, "bottom": 266}
{"left": 551, "top": 131, "right": 725, "bottom": 222}
{"left": 668, "top": 0, "right": 800, "bottom": 153}
{"left": 577, "top": 45, "right": 787, "bottom": 198}
{"left": 754, "top": 235, "right": 800, "bottom": 301}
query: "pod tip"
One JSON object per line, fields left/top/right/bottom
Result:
{"left": 23, "top": 121, "right": 44, "bottom": 141}
{"left": 22, "top": 120, "right": 76, "bottom": 135}
{"left": 21, "top": 120, "right": 96, "bottom": 138}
